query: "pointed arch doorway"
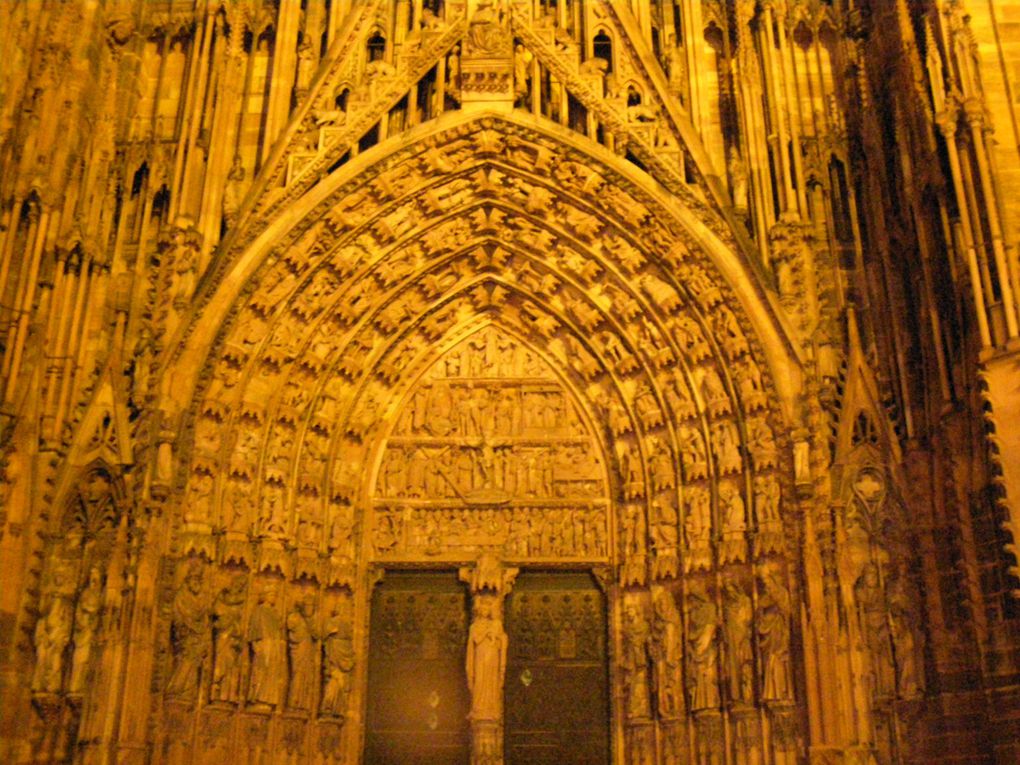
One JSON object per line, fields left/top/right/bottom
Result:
{"left": 364, "top": 325, "right": 612, "bottom": 765}
{"left": 161, "top": 112, "right": 803, "bottom": 765}
{"left": 362, "top": 570, "right": 610, "bottom": 765}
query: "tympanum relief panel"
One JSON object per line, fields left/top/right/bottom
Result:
{"left": 371, "top": 326, "right": 610, "bottom": 564}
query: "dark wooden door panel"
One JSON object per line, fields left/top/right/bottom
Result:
{"left": 365, "top": 572, "right": 471, "bottom": 765}
{"left": 504, "top": 572, "right": 609, "bottom": 765}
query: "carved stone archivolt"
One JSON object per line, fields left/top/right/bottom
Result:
{"left": 154, "top": 113, "right": 800, "bottom": 765}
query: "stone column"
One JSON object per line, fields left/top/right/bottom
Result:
{"left": 459, "top": 555, "right": 518, "bottom": 765}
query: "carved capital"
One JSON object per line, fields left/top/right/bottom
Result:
{"left": 962, "top": 97, "right": 986, "bottom": 128}
{"left": 459, "top": 553, "right": 518, "bottom": 596}
{"left": 934, "top": 106, "right": 959, "bottom": 138}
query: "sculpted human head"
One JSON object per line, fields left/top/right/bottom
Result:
{"left": 260, "top": 582, "right": 278, "bottom": 606}
{"left": 301, "top": 593, "right": 316, "bottom": 616}
{"left": 474, "top": 594, "right": 496, "bottom": 620}
{"left": 184, "top": 560, "right": 204, "bottom": 593}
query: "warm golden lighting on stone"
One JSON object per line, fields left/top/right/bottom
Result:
{"left": 1, "top": 2, "right": 1019, "bottom": 764}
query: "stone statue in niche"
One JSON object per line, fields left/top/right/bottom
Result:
{"left": 621, "top": 503, "right": 646, "bottom": 559}
{"left": 247, "top": 582, "right": 286, "bottom": 711}
{"left": 184, "top": 469, "right": 214, "bottom": 526}
{"left": 634, "top": 388, "right": 664, "bottom": 430}
{"left": 68, "top": 566, "right": 104, "bottom": 694}
{"left": 287, "top": 593, "right": 318, "bottom": 711}
{"left": 32, "top": 563, "right": 75, "bottom": 694}
{"left": 295, "top": 35, "right": 314, "bottom": 97}
{"left": 259, "top": 483, "right": 288, "bottom": 538}
{"left": 163, "top": 217, "right": 201, "bottom": 310}
{"left": 723, "top": 581, "right": 754, "bottom": 704}
{"left": 445, "top": 43, "right": 462, "bottom": 100}
{"left": 222, "top": 155, "right": 245, "bottom": 226}
{"left": 618, "top": 444, "right": 644, "bottom": 499}
{"left": 663, "top": 379, "right": 697, "bottom": 422}
{"left": 727, "top": 145, "right": 749, "bottom": 213}
{"left": 295, "top": 493, "right": 324, "bottom": 550}
{"left": 320, "top": 595, "right": 355, "bottom": 718}
{"left": 684, "top": 486, "right": 712, "bottom": 572}
{"left": 746, "top": 417, "right": 778, "bottom": 469}
{"left": 222, "top": 480, "right": 252, "bottom": 534}
{"left": 678, "top": 426, "right": 709, "bottom": 480}
{"left": 735, "top": 359, "right": 767, "bottom": 412}
{"left": 466, "top": 593, "right": 507, "bottom": 722}
{"left": 466, "top": 0, "right": 508, "bottom": 55}
{"left": 856, "top": 563, "right": 895, "bottom": 700}
{"left": 712, "top": 420, "right": 743, "bottom": 475}
{"left": 888, "top": 572, "right": 923, "bottom": 698}
{"left": 701, "top": 366, "right": 731, "bottom": 417}
{"left": 210, "top": 573, "right": 246, "bottom": 704}
{"left": 714, "top": 307, "right": 750, "bottom": 358}
{"left": 754, "top": 473, "right": 784, "bottom": 556}
{"left": 622, "top": 600, "right": 652, "bottom": 719}
{"left": 166, "top": 560, "right": 210, "bottom": 699}
{"left": 758, "top": 567, "right": 794, "bottom": 702}
{"left": 513, "top": 42, "right": 533, "bottom": 106}
{"left": 650, "top": 496, "right": 679, "bottom": 557}
{"left": 328, "top": 504, "right": 355, "bottom": 559}
{"left": 719, "top": 482, "right": 747, "bottom": 565}
{"left": 646, "top": 436, "right": 675, "bottom": 492}
{"left": 606, "top": 397, "right": 633, "bottom": 437}
{"left": 686, "top": 585, "right": 720, "bottom": 710}
{"left": 754, "top": 474, "right": 781, "bottom": 524}
{"left": 650, "top": 587, "right": 683, "bottom": 718}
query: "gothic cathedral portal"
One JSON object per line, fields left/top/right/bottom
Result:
{"left": 153, "top": 109, "right": 807, "bottom": 765}
{"left": 8, "top": 1, "right": 1019, "bottom": 765}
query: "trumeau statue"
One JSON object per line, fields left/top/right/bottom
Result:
{"left": 466, "top": 593, "right": 507, "bottom": 722}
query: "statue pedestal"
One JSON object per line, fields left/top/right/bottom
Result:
{"left": 470, "top": 718, "right": 502, "bottom": 765}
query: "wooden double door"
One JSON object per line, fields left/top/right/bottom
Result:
{"left": 364, "top": 571, "right": 609, "bottom": 765}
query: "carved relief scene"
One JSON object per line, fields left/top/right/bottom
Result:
{"left": 372, "top": 326, "right": 610, "bottom": 562}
